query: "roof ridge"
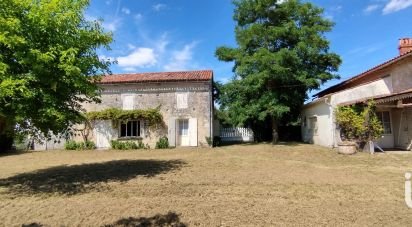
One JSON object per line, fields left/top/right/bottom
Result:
{"left": 98, "top": 70, "right": 213, "bottom": 84}
{"left": 315, "top": 51, "right": 412, "bottom": 97}
{"left": 107, "top": 69, "right": 213, "bottom": 76}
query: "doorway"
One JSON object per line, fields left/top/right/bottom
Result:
{"left": 178, "top": 119, "right": 189, "bottom": 146}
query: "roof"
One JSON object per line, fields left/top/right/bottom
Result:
{"left": 98, "top": 70, "right": 213, "bottom": 84}
{"left": 338, "top": 89, "right": 412, "bottom": 106}
{"left": 314, "top": 50, "right": 412, "bottom": 98}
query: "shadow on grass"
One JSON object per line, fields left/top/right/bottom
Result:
{"left": 103, "top": 212, "right": 186, "bottom": 227}
{"left": 217, "top": 141, "right": 303, "bottom": 147}
{"left": 22, "top": 223, "right": 44, "bottom": 227}
{"left": 0, "top": 159, "right": 185, "bottom": 196}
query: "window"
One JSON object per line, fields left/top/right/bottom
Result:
{"left": 176, "top": 93, "right": 188, "bottom": 109}
{"left": 178, "top": 119, "right": 189, "bottom": 136}
{"left": 377, "top": 111, "right": 392, "bottom": 134}
{"left": 122, "top": 95, "right": 134, "bottom": 110}
{"left": 120, "top": 120, "right": 142, "bottom": 137}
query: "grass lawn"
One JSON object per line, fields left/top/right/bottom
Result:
{"left": 0, "top": 143, "right": 411, "bottom": 226}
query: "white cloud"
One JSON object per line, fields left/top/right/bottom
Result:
{"left": 153, "top": 3, "right": 167, "bottom": 11}
{"left": 121, "top": 7, "right": 131, "bottom": 15}
{"left": 102, "top": 18, "right": 122, "bottom": 32}
{"left": 383, "top": 0, "right": 412, "bottom": 14}
{"left": 117, "top": 48, "right": 157, "bottom": 69}
{"left": 364, "top": 4, "right": 381, "bottom": 13}
{"left": 127, "top": 44, "right": 136, "bottom": 50}
{"left": 164, "top": 42, "right": 197, "bottom": 71}
{"left": 323, "top": 5, "right": 342, "bottom": 20}
{"left": 134, "top": 13, "right": 143, "bottom": 21}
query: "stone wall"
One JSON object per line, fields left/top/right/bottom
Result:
{"left": 81, "top": 81, "right": 213, "bottom": 148}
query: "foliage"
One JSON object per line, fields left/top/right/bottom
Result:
{"left": 155, "top": 136, "right": 170, "bottom": 149}
{"left": 64, "top": 140, "right": 96, "bottom": 150}
{"left": 205, "top": 137, "right": 213, "bottom": 146}
{"left": 86, "top": 108, "right": 163, "bottom": 126}
{"left": 335, "top": 101, "right": 383, "bottom": 142}
{"left": 213, "top": 136, "right": 221, "bottom": 147}
{"left": 110, "top": 140, "right": 146, "bottom": 150}
{"left": 215, "top": 0, "right": 341, "bottom": 142}
{"left": 0, "top": 0, "right": 113, "bottom": 145}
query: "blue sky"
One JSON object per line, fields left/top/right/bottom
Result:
{"left": 87, "top": 0, "right": 412, "bottom": 100}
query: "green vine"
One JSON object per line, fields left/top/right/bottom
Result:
{"left": 86, "top": 107, "right": 163, "bottom": 126}
{"left": 335, "top": 101, "right": 383, "bottom": 142}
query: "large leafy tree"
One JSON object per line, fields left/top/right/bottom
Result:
{"left": 0, "top": 0, "right": 112, "bottom": 150}
{"left": 216, "top": 0, "right": 341, "bottom": 143}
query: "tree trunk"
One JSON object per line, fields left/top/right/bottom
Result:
{"left": 271, "top": 117, "right": 279, "bottom": 144}
{"left": 0, "top": 117, "right": 15, "bottom": 152}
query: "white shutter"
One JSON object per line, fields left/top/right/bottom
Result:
{"left": 189, "top": 118, "right": 198, "bottom": 147}
{"left": 168, "top": 118, "right": 176, "bottom": 147}
{"left": 139, "top": 120, "right": 144, "bottom": 137}
{"left": 176, "top": 93, "right": 188, "bottom": 109}
{"left": 122, "top": 95, "right": 134, "bottom": 110}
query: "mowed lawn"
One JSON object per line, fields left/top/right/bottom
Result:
{"left": 0, "top": 144, "right": 411, "bottom": 226}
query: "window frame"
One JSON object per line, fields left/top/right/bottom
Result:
{"left": 119, "top": 120, "right": 142, "bottom": 138}
{"left": 376, "top": 111, "right": 392, "bottom": 135}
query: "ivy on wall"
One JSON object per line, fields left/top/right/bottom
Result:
{"left": 86, "top": 107, "right": 163, "bottom": 126}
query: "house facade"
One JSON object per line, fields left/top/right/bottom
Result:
{"left": 35, "top": 70, "right": 214, "bottom": 150}
{"left": 302, "top": 38, "right": 412, "bottom": 150}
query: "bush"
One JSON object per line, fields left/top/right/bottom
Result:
{"left": 64, "top": 140, "right": 96, "bottom": 150}
{"left": 213, "top": 136, "right": 221, "bottom": 147}
{"left": 64, "top": 140, "right": 78, "bottom": 150}
{"left": 110, "top": 140, "right": 144, "bottom": 150}
{"left": 155, "top": 136, "right": 169, "bottom": 149}
{"left": 205, "top": 137, "right": 212, "bottom": 146}
{"left": 335, "top": 101, "right": 383, "bottom": 142}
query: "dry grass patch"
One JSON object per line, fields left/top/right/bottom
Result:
{"left": 0, "top": 143, "right": 411, "bottom": 226}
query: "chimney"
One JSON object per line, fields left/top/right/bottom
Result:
{"left": 399, "top": 38, "right": 412, "bottom": 55}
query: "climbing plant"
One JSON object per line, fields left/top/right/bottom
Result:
{"left": 86, "top": 107, "right": 163, "bottom": 126}
{"left": 335, "top": 101, "right": 383, "bottom": 142}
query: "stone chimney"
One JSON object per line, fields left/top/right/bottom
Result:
{"left": 399, "top": 38, "right": 412, "bottom": 55}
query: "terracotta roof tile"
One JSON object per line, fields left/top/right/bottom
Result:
{"left": 98, "top": 70, "right": 213, "bottom": 84}
{"left": 315, "top": 50, "right": 412, "bottom": 98}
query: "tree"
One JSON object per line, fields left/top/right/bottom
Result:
{"left": 0, "top": 0, "right": 112, "bottom": 151}
{"left": 215, "top": 0, "right": 341, "bottom": 143}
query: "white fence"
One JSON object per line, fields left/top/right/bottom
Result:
{"left": 220, "top": 127, "right": 254, "bottom": 142}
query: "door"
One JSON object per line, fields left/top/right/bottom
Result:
{"left": 94, "top": 120, "right": 112, "bottom": 148}
{"left": 398, "top": 110, "right": 412, "bottom": 150}
{"left": 178, "top": 119, "right": 189, "bottom": 146}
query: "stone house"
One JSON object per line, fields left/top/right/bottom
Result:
{"left": 302, "top": 38, "right": 412, "bottom": 150}
{"left": 35, "top": 70, "right": 214, "bottom": 150}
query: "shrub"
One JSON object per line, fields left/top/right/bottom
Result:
{"left": 64, "top": 140, "right": 96, "bottom": 150}
{"left": 138, "top": 139, "right": 144, "bottom": 149}
{"left": 64, "top": 140, "right": 78, "bottom": 150}
{"left": 205, "top": 137, "right": 212, "bottom": 146}
{"left": 155, "top": 136, "right": 169, "bottom": 149}
{"left": 213, "top": 136, "right": 221, "bottom": 147}
{"left": 110, "top": 140, "right": 143, "bottom": 150}
{"left": 335, "top": 101, "right": 383, "bottom": 142}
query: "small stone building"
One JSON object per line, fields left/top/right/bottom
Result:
{"left": 83, "top": 70, "right": 214, "bottom": 149}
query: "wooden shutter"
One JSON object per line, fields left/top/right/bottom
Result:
{"left": 168, "top": 118, "right": 176, "bottom": 147}
{"left": 176, "top": 93, "right": 188, "bottom": 109}
{"left": 122, "top": 95, "right": 134, "bottom": 110}
{"left": 189, "top": 118, "right": 198, "bottom": 147}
